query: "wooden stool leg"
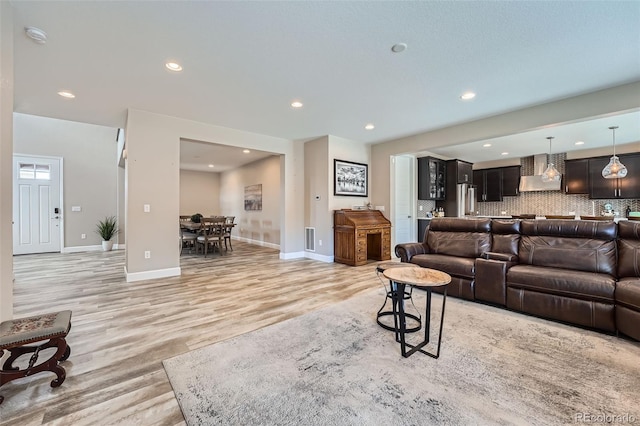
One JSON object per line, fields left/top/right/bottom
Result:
{"left": 0, "top": 337, "right": 69, "bottom": 400}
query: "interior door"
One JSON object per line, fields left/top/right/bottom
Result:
{"left": 393, "top": 155, "right": 414, "bottom": 247}
{"left": 13, "top": 155, "right": 62, "bottom": 254}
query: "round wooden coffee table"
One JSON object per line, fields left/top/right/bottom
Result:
{"left": 382, "top": 267, "right": 451, "bottom": 358}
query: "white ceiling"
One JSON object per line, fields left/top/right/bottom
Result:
{"left": 9, "top": 1, "right": 640, "bottom": 165}
{"left": 180, "top": 139, "right": 274, "bottom": 173}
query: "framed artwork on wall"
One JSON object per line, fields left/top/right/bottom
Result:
{"left": 244, "top": 184, "right": 262, "bottom": 211}
{"left": 334, "top": 159, "right": 368, "bottom": 197}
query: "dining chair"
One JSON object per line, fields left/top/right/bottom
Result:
{"left": 196, "top": 218, "right": 225, "bottom": 257}
{"left": 223, "top": 216, "right": 235, "bottom": 251}
{"left": 180, "top": 222, "right": 199, "bottom": 255}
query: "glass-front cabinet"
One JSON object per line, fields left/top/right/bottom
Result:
{"left": 418, "top": 157, "right": 446, "bottom": 201}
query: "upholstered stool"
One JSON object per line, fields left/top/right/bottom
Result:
{"left": 0, "top": 310, "right": 72, "bottom": 404}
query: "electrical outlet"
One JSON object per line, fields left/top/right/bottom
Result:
{"left": 143, "top": 204, "right": 151, "bottom": 213}
{"left": 419, "top": 206, "right": 423, "bottom": 211}
{"left": 81, "top": 233, "right": 86, "bottom": 239}
{"left": 318, "top": 239, "right": 322, "bottom": 246}
{"left": 144, "top": 251, "right": 151, "bottom": 259}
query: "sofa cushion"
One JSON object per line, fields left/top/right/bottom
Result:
{"left": 616, "top": 278, "right": 640, "bottom": 311}
{"left": 618, "top": 221, "right": 640, "bottom": 278}
{"left": 507, "top": 264, "right": 615, "bottom": 303}
{"left": 410, "top": 254, "right": 475, "bottom": 279}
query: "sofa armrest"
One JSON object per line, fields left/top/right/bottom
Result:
{"left": 482, "top": 252, "right": 518, "bottom": 263}
{"left": 395, "top": 242, "right": 428, "bottom": 263}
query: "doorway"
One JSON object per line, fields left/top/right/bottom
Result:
{"left": 392, "top": 155, "right": 415, "bottom": 248}
{"left": 13, "top": 155, "right": 63, "bottom": 254}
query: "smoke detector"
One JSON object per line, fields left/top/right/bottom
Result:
{"left": 25, "top": 27, "right": 48, "bottom": 44}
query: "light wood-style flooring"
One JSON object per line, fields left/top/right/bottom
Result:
{"left": 1, "top": 242, "right": 384, "bottom": 425}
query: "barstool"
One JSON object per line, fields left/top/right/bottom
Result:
{"left": 375, "top": 262, "right": 422, "bottom": 333}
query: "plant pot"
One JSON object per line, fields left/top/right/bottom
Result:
{"left": 102, "top": 240, "right": 114, "bottom": 251}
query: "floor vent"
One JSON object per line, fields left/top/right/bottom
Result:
{"left": 305, "top": 227, "right": 315, "bottom": 251}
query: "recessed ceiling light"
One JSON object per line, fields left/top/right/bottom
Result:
{"left": 391, "top": 43, "right": 407, "bottom": 53}
{"left": 25, "top": 26, "right": 47, "bottom": 44}
{"left": 291, "top": 101, "right": 303, "bottom": 108}
{"left": 460, "top": 92, "right": 476, "bottom": 101}
{"left": 575, "top": 141, "right": 585, "bottom": 145}
{"left": 365, "top": 123, "right": 375, "bottom": 130}
{"left": 57, "top": 91, "right": 75, "bottom": 99}
{"left": 501, "top": 152, "right": 509, "bottom": 156}
{"left": 483, "top": 143, "right": 492, "bottom": 147}
{"left": 208, "top": 164, "right": 214, "bottom": 168}
{"left": 165, "top": 62, "right": 183, "bottom": 72}
{"left": 243, "top": 149, "right": 250, "bottom": 154}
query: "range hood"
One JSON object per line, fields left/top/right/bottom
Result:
{"left": 518, "top": 154, "right": 562, "bottom": 192}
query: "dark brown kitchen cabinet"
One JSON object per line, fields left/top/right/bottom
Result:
{"left": 564, "top": 159, "right": 589, "bottom": 194}
{"left": 474, "top": 168, "right": 503, "bottom": 202}
{"left": 501, "top": 166, "right": 521, "bottom": 196}
{"left": 455, "top": 160, "right": 473, "bottom": 184}
{"left": 588, "top": 153, "right": 640, "bottom": 199}
{"left": 418, "top": 157, "right": 446, "bottom": 200}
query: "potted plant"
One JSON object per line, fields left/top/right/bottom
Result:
{"left": 96, "top": 216, "right": 119, "bottom": 251}
{"left": 190, "top": 213, "right": 203, "bottom": 223}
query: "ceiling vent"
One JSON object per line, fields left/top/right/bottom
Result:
{"left": 25, "top": 27, "right": 47, "bottom": 44}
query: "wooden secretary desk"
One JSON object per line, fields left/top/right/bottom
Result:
{"left": 334, "top": 209, "right": 391, "bottom": 266}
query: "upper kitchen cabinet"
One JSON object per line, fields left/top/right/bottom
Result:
{"left": 501, "top": 165, "right": 521, "bottom": 197}
{"left": 474, "top": 168, "right": 503, "bottom": 202}
{"left": 588, "top": 153, "right": 640, "bottom": 199}
{"left": 564, "top": 158, "right": 589, "bottom": 194}
{"left": 418, "top": 157, "right": 446, "bottom": 200}
{"left": 452, "top": 160, "right": 473, "bottom": 184}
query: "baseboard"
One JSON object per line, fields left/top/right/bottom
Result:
{"left": 125, "top": 266, "right": 181, "bottom": 283}
{"left": 233, "top": 236, "right": 280, "bottom": 250}
{"left": 279, "top": 251, "right": 306, "bottom": 260}
{"left": 62, "top": 245, "right": 102, "bottom": 253}
{"left": 62, "top": 245, "right": 125, "bottom": 253}
{"left": 303, "top": 251, "right": 334, "bottom": 263}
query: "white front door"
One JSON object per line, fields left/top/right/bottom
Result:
{"left": 13, "top": 155, "right": 62, "bottom": 254}
{"left": 392, "top": 155, "right": 414, "bottom": 247}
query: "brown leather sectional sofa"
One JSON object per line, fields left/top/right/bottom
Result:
{"left": 395, "top": 217, "right": 640, "bottom": 341}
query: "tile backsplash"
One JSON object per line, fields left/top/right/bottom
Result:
{"left": 476, "top": 192, "right": 639, "bottom": 217}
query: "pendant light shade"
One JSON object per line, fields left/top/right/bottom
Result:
{"left": 541, "top": 136, "right": 561, "bottom": 182}
{"left": 602, "top": 126, "right": 627, "bottom": 179}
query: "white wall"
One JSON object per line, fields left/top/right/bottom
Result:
{"left": 0, "top": 1, "right": 14, "bottom": 321}
{"left": 13, "top": 113, "right": 119, "bottom": 249}
{"left": 180, "top": 169, "right": 220, "bottom": 216}
{"left": 303, "top": 135, "right": 371, "bottom": 259}
{"left": 124, "top": 109, "right": 303, "bottom": 282}
{"left": 220, "top": 155, "right": 281, "bottom": 247}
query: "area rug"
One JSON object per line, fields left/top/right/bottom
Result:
{"left": 163, "top": 289, "right": 640, "bottom": 425}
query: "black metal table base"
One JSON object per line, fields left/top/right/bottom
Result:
{"left": 376, "top": 287, "right": 421, "bottom": 333}
{"left": 392, "top": 282, "right": 447, "bottom": 358}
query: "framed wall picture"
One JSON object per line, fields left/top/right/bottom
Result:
{"left": 244, "top": 184, "right": 262, "bottom": 211}
{"left": 334, "top": 159, "right": 368, "bottom": 197}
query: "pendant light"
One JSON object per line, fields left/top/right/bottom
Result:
{"left": 541, "top": 136, "right": 561, "bottom": 182}
{"left": 602, "top": 126, "right": 627, "bottom": 179}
